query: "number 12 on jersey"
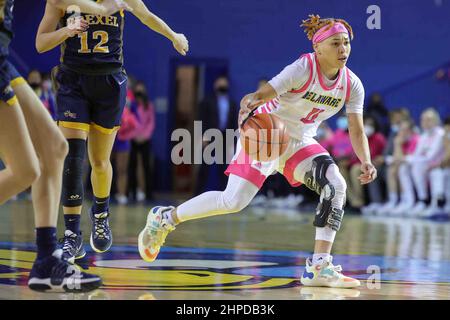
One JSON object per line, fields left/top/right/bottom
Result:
{"left": 300, "top": 108, "right": 325, "bottom": 124}
{"left": 78, "top": 31, "right": 109, "bottom": 53}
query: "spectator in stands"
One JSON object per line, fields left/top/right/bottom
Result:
{"left": 422, "top": 116, "right": 450, "bottom": 217}
{"left": 128, "top": 81, "right": 156, "bottom": 203}
{"left": 348, "top": 115, "right": 386, "bottom": 210}
{"left": 362, "top": 108, "right": 412, "bottom": 214}
{"left": 196, "top": 75, "right": 238, "bottom": 192}
{"left": 27, "top": 69, "right": 56, "bottom": 119}
{"left": 111, "top": 91, "right": 139, "bottom": 205}
{"left": 391, "top": 108, "right": 444, "bottom": 216}
{"left": 373, "top": 118, "right": 419, "bottom": 215}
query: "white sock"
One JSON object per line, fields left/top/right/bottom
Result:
{"left": 388, "top": 192, "right": 398, "bottom": 204}
{"left": 312, "top": 253, "right": 331, "bottom": 265}
{"left": 176, "top": 175, "right": 259, "bottom": 222}
{"left": 163, "top": 208, "right": 176, "bottom": 226}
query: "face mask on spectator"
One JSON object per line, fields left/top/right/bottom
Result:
{"left": 29, "top": 82, "right": 40, "bottom": 90}
{"left": 134, "top": 91, "right": 147, "bottom": 101}
{"left": 216, "top": 86, "right": 229, "bottom": 94}
{"left": 391, "top": 124, "right": 399, "bottom": 133}
{"left": 336, "top": 117, "right": 348, "bottom": 130}
{"left": 364, "top": 125, "right": 375, "bottom": 137}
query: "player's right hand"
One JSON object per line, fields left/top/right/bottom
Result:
{"left": 66, "top": 16, "right": 89, "bottom": 37}
{"left": 238, "top": 93, "right": 263, "bottom": 127}
{"left": 172, "top": 33, "right": 189, "bottom": 56}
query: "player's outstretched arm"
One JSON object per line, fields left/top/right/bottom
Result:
{"left": 348, "top": 112, "right": 377, "bottom": 184}
{"left": 47, "top": 0, "right": 131, "bottom": 16}
{"left": 126, "top": 0, "right": 189, "bottom": 56}
{"left": 36, "top": 2, "right": 88, "bottom": 53}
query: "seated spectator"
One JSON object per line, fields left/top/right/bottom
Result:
{"left": 348, "top": 115, "right": 386, "bottom": 211}
{"left": 391, "top": 108, "right": 444, "bottom": 216}
{"left": 422, "top": 116, "right": 450, "bottom": 217}
{"left": 373, "top": 118, "right": 419, "bottom": 215}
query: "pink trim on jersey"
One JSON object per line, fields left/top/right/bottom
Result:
{"left": 314, "top": 53, "right": 343, "bottom": 91}
{"left": 289, "top": 54, "right": 314, "bottom": 94}
{"left": 282, "top": 143, "right": 329, "bottom": 187}
{"left": 345, "top": 67, "right": 351, "bottom": 104}
{"left": 224, "top": 150, "right": 267, "bottom": 189}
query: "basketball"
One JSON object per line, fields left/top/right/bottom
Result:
{"left": 240, "top": 113, "right": 289, "bottom": 162}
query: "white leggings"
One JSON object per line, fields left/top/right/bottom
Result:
{"left": 177, "top": 164, "right": 347, "bottom": 243}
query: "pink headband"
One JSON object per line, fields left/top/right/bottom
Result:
{"left": 312, "top": 22, "right": 349, "bottom": 44}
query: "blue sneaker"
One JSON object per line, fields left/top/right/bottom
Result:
{"left": 28, "top": 249, "right": 102, "bottom": 292}
{"left": 59, "top": 230, "right": 86, "bottom": 264}
{"left": 89, "top": 209, "right": 112, "bottom": 253}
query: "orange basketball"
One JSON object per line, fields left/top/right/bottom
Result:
{"left": 240, "top": 113, "right": 289, "bottom": 162}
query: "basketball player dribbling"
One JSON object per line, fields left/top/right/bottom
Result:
{"left": 138, "top": 14, "right": 377, "bottom": 288}
{"left": 0, "top": 0, "right": 129, "bottom": 293}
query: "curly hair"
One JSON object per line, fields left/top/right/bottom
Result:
{"left": 301, "top": 14, "right": 354, "bottom": 41}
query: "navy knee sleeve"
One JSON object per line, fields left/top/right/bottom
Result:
{"left": 61, "top": 139, "right": 86, "bottom": 207}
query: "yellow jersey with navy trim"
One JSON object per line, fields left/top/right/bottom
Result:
{"left": 59, "top": 8, "right": 124, "bottom": 75}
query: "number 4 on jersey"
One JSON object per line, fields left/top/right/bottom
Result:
{"left": 300, "top": 108, "right": 325, "bottom": 124}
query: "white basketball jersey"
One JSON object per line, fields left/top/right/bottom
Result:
{"left": 256, "top": 53, "right": 354, "bottom": 140}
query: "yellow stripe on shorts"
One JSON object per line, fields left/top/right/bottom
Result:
{"left": 90, "top": 122, "right": 120, "bottom": 135}
{"left": 58, "top": 121, "right": 91, "bottom": 132}
{"left": 10, "top": 77, "right": 26, "bottom": 88}
{"left": 6, "top": 96, "right": 18, "bottom": 106}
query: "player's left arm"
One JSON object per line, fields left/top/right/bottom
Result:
{"left": 125, "top": 0, "right": 188, "bottom": 55}
{"left": 346, "top": 76, "right": 377, "bottom": 184}
{"left": 348, "top": 113, "right": 377, "bottom": 184}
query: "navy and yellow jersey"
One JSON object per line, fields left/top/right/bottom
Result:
{"left": 59, "top": 7, "right": 125, "bottom": 75}
{"left": 0, "top": 0, "right": 14, "bottom": 55}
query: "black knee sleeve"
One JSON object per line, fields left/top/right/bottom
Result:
{"left": 61, "top": 139, "right": 86, "bottom": 207}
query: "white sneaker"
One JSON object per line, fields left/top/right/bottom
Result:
{"left": 250, "top": 195, "right": 267, "bottom": 206}
{"left": 136, "top": 190, "right": 146, "bottom": 202}
{"left": 138, "top": 206, "right": 175, "bottom": 262}
{"left": 374, "top": 201, "right": 396, "bottom": 216}
{"left": 419, "top": 205, "right": 438, "bottom": 218}
{"left": 361, "top": 203, "right": 382, "bottom": 215}
{"left": 300, "top": 257, "right": 360, "bottom": 288}
{"left": 115, "top": 194, "right": 128, "bottom": 205}
{"left": 390, "top": 201, "right": 415, "bottom": 216}
{"left": 284, "top": 194, "right": 304, "bottom": 208}
{"left": 410, "top": 202, "right": 427, "bottom": 217}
